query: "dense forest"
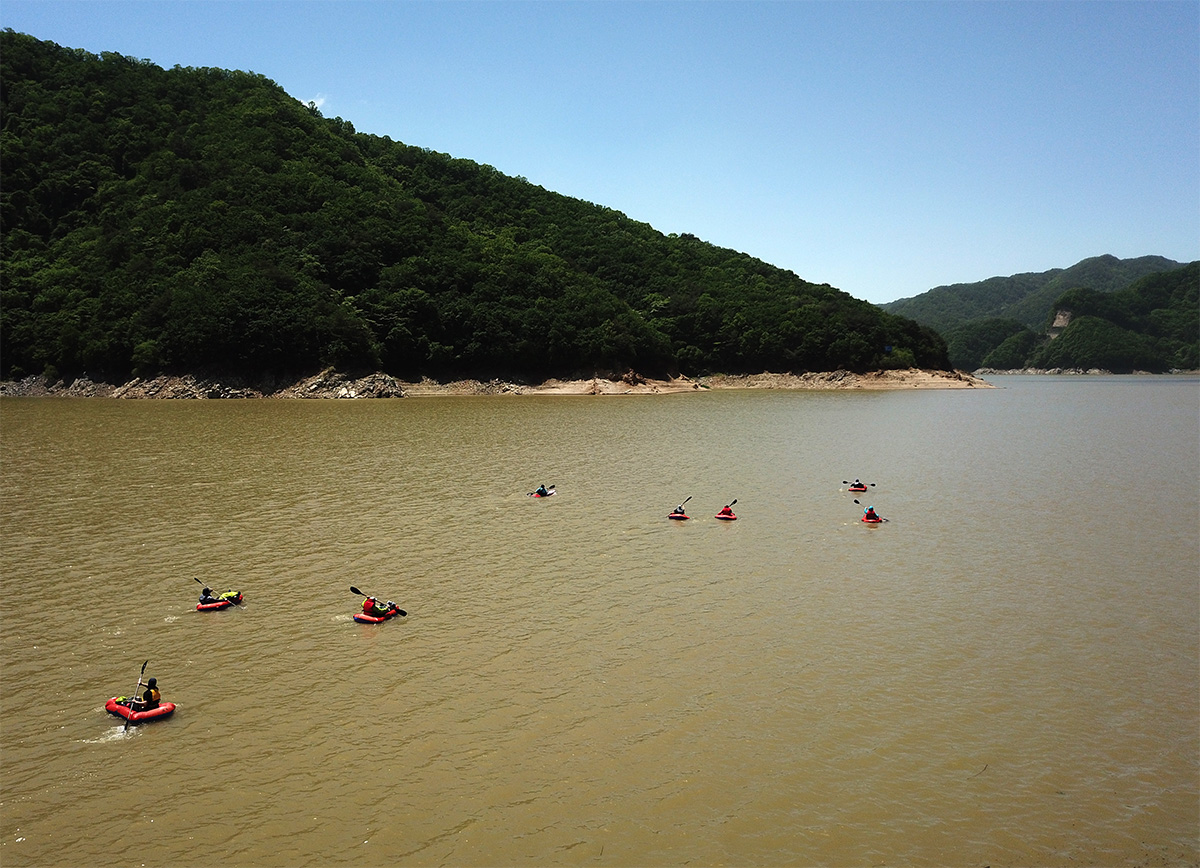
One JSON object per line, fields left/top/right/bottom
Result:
{"left": 1019, "top": 264, "right": 1198, "bottom": 372}
{"left": 0, "top": 31, "right": 949, "bottom": 385}
{"left": 936, "top": 263, "right": 1199, "bottom": 372}
{"left": 883, "top": 255, "right": 1198, "bottom": 372}
{"left": 881, "top": 254, "right": 1184, "bottom": 335}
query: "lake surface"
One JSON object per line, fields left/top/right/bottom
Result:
{"left": 1, "top": 375, "right": 1197, "bottom": 867}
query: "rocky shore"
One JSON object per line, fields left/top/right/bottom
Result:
{"left": 973, "top": 367, "right": 1196, "bottom": 376}
{"left": 0, "top": 367, "right": 992, "bottom": 399}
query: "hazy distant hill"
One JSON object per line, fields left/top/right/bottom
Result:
{"left": 880, "top": 255, "right": 1183, "bottom": 334}
{"left": 0, "top": 30, "right": 948, "bottom": 385}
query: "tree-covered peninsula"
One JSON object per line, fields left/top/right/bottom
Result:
{"left": 0, "top": 31, "right": 949, "bottom": 388}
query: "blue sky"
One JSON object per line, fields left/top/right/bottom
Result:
{"left": 2, "top": 1, "right": 1197, "bottom": 304}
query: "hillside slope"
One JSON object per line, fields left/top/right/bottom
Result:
{"left": 881, "top": 254, "right": 1182, "bottom": 334}
{"left": 0, "top": 31, "right": 948, "bottom": 385}
{"left": 1015, "top": 262, "right": 1199, "bottom": 373}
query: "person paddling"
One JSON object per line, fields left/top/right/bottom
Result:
{"left": 534, "top": 484, "right": 550, "bottom": 497}
{"left": 199, "top": 586, "right": 240, "bottom": 604}
{"left": 863, "top": 505, "right": 880, "bottom": 521}
{"left": 670, "top": 503, "right": 687, "bottom": 517}
{"left": 362, "top": 596, "right": 392, "bottom": 617}
{"left": 129, "top": 677, "right": 161, "bottom": 712}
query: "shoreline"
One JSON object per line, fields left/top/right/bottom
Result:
{"left": 0, "top": 368, "right": 993, "bottom": 398}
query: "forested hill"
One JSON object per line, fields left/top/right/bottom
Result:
{"left": 880, "top": 254, "right": 1183, "bottom": 334}
{"left": 967, "top": 262, "right": 1199, "bottom": 373}
{"left": 0, "top": 31, "right": 947, "bottom": 385}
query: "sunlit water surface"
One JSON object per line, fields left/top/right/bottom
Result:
{"left": 1, "top": 375, "right": 1197, "bottom": 867}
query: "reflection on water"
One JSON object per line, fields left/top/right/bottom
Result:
{"left": 1, "top": 377, "right": 1197, "bottom": 867}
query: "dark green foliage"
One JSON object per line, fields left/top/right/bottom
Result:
{"left": 1, "top": 31, "right": 948, "bottom": 383}
{"left": 1027, "top": 263, "right": 1199, "bottom": 371}
{"left": 1027, "top": 316, "right": 1161, "bottom": 372}
{"left": 881, "top": 254, "right": 1183, "bottom": 333}
{"left": 943, "top": 318, "right": 1031, "bottom": 371}
{"left": 881, "top": 250, "right": 1197, "bottom": 371}
{"left": 981, "top": 330, "right": 1042, "bottom": 370}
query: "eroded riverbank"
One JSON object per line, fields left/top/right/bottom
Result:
{"left": 0, "top": 367, "right": 991, "bottom": 398}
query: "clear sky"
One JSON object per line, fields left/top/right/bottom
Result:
{"left": 2, "top": 1, "right": 1197, "bottom": 304}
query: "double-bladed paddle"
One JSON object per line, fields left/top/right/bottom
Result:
{"left": 349, "top": 585, "right": 406, "bottom": 617}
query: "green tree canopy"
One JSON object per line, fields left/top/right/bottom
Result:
{"left": 1, "top": 30, "right": 949, "bottom": 384}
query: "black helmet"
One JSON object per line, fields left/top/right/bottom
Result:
{"left": 147, "top": 678, "right": 157, "bottom": 687}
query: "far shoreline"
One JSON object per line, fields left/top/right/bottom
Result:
{"left": 0, "top": 368, "right": 993, "bottom": 399}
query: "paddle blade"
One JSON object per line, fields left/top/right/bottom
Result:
{"left": 397, "top": 610, "right": 407, "bottom": 617}
{"left": 350, "top": 585, "right": 364, "bottom": 596}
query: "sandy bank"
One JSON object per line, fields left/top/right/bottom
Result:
{"left": 483, "top": 368, "right": 992, "bottom": 394}
{"left": 0, "top": 368, "right": 992, "bottom": 399}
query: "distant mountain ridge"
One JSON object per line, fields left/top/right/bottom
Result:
{"left": 889, "top": 257, "right": 1198, "bottom": 373}
{"left": 880, "top": 255, "right": 1183, "bottom": 334}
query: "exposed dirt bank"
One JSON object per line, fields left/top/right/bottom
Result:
{"left": 698, "top": 369, "right": 991, "bottom": 391}
{"left": 974, "top": 367, "right": 1199, "bottom": 376}
{"left": 0, "top": 368, "right": 992, "bottom": 399}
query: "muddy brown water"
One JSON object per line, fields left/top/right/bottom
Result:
{"left": 1, "top": 376, "right": 1197, "bottom": 866}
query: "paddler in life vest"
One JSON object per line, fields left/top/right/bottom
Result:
{"left": 130, "top": 677, "right": 161, "bottom": 712}
{"left": 716, "top": 504, "right": 735, "bottom": 518}
{"left": 670, "top": 503, "right": 687, "bottom": 517}
{"left": 363, "top": 597, "right": 392, "bottom": 617}
{"left": 534, "top": 484, "right": 550, "bottom": 497}
{"left": 198, "top": 586, "right": 219, "bottom": 605}
{"left": 863, "top": 506, "right": 880, "bottom": 521}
